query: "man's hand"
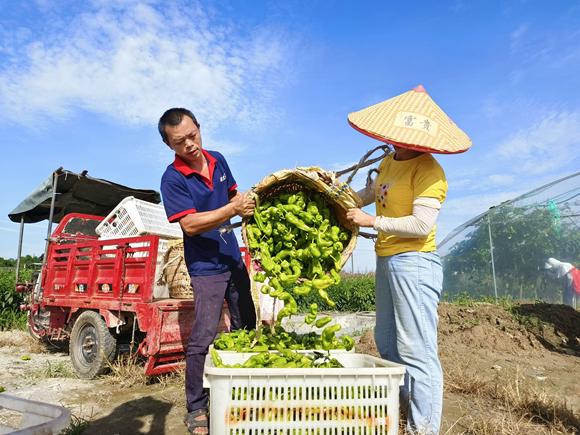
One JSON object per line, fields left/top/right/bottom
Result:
{"left": 346, "top": 208, "right": 376, "bottom": 228}
{"left": 230, "top": 190, "right": 255, "bottom": 218}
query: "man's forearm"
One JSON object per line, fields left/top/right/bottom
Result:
{"left": 178, "top": 204, "right": 237, "bottom": 236}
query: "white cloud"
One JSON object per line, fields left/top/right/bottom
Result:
{"left": 0, "top": 1, "right": 293, "bottom": 133}
{"left": 510, "top": 23, "right": 528, "bottom": 53}
{"left": 493, "top": 111, "right": 580, "bottom": 175}
{"left": 487, "top": 174, "right": 515, "bottom": 186}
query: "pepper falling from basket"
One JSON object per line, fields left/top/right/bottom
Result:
{"left": 241, "top": 166, "right": 362, "bottom": 328}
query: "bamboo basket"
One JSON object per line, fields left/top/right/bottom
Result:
{"left": 161, "top": 240, "right": 194, "bottom": 299}
{"left": 242, "top": 167, "right": 363, "bottom": 274}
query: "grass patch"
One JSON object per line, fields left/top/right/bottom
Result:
{"left": 0, "top": 311, "right": 27, "bottom": 331}
{"left": 442, "top": 359, "right": 580, "bottom": 434}
{"left": 29, "top": 360, "right": 75, "bottom": 379}
{"left": 103, "top": 353, "right": 184, "bottom": 389}
{"left": 59, "top": 413, "right": 91, "bottom": 435}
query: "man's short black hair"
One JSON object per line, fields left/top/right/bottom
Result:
{"left": 158, "top": 108, "right": 198, "bottom": 142}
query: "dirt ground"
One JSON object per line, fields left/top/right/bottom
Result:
{"left": 1, "top": 302, "right": 579, "bottom": 434}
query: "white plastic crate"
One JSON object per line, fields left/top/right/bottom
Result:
{"left": 204, "top": 352, "right": 406, "bottom": 435}
{"left": 0, "top": 395, "right": 71, "bottom": 434}
{"left": 96, "top": 196, "right": 182, "bottom": 240}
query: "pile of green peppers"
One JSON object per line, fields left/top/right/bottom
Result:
{"left": 247, "top": 189, "right": 351, "bottom": 328}
{"left": 211, "top": 347, "right": 344, "bottom": 369}
{"left": 213, "top": 325, "right": 355, "bottom": 353}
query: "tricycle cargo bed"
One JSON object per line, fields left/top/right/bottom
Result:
{"left": 43, "top": 233, "right": 167, "bottom": 304}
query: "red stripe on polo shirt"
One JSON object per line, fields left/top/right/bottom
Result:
{"left": 228, "top": 184, "right": 238, "bottom": 192}
{"left": 168, "top": 209, "right": 197, "bottom": 222}
{"left": 172, "top": 150, "right": 218, "bottom": 190}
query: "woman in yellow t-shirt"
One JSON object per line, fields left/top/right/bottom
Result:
{"left": 347, "top": 145, "right": 447, "bottom": 434}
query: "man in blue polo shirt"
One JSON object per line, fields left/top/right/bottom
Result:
{"left": 159, "top": 108, "right": 256, "bottom": 434}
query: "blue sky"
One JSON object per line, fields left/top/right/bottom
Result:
{"left": 1, "top": 0, "right": 579, "bottom": 272}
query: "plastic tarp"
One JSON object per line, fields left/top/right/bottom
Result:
{"left": 8, "top": 168, "right": 161, "bottom": 224}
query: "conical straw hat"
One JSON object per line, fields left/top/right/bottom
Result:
{"left": 348, "top": 85, "right": 472, "bottom": 154}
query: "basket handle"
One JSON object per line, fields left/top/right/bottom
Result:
{"left": 335, "top": 144, "right": 392, "bottom": 185}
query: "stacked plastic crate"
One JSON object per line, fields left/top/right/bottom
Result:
{"left": 95, "top": 196, "right": 183, "bottom": 298}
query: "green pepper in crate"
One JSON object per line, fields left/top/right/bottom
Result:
{"left": 211, "top": 348, "right": 225, "bottom": 367}
{"left": 242, "top": 352, "right": 271, "bottom": 368}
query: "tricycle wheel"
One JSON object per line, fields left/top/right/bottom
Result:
{"left": 70, "top": 311, "right": 116, "bottom": 379}
{"left": 27, "top": 309, "right": 48, "bottom": 342}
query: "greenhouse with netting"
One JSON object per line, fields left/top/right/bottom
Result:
{"left": 438, "top": 172, "right": 580, "bottom": 304}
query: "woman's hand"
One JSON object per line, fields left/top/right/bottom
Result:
{"left": 346, "top": 208, "right": 376, "bottom": 228}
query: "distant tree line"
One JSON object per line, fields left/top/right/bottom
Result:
{"left": 0, "top": 255, "right": 42, "bottom": 268}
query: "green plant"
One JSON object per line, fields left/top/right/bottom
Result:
{"left": 30, "top": 361, "right": 75, "bottom": 379}
{"left": 294, "top": 275, "right": 375, "bottom": 313}
{"left": 0, "top": 311, "right": 27, "bottom": 331}
{"left": 0, "top": 268, "right": 33, "bottom": 330}
{"left": 59, "top": 413, "right": 91, "bottom": 435}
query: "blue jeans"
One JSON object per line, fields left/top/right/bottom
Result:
{"left": 375, "top": 251, "right": 443, "bottom": 434}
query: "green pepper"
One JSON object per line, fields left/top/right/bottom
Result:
{"left": 312, "top": 274, "right": 334, "bottom": 290}
{"left": 260, "top": 284, "right": 271, "bottom": 295}
{"left": 309, "top": 244, "right": 321, "bottom": 259}
{"left": 279, "top": 264, "right": 301, "bottom": 287}
{"left": 320, "top": 246, "right": 334, "bottom": 258}
{"left": 342, "top": 335, "right": 355, "bottom": 352}
{"left": 330, "top": 269, "right": 342, "bottom": 285}
{"left": 299, "top": 211, "right": 314, "bottom": 225}
{"left": 211, "top": 348, "right": 225, "bottom": 367}
{"left": 267, "top": 206, "right": 283, "bottom": 220}
{"left": 274, "top": 249, "right": 295, "bottom": 263}
{"left": 314, "top": 194, "right": 325, "bottom": 214}
{"left": 322, "top": 324, "right": 342, "bottom": 351}
{"left": 278, "top": 192, "right": 294, "bottom": 203}
{"left": 295, "top": 248, "right": 309, "bottom": 262}
{"left": 280, "top": 203, "right": 302, "bottom": 215}
{"left": 304, "top": 303, "right": 318, "bottom": 325}
{"left": 285, "top": 212, "right": 312, "bottom": 232}
{"left": 273, "top": 240, "right": 283, "bottom": 253}
{"left": 259, "top": 242, "right": 280, "bottom": 275}
{"left": 293, "top": 280, "right": 313, "bottom": 296}
{"left": 315, "top": 316, "right": 332, "bottom": 328}
{"left": 271, "top": 356, "right": 288, "bottom": 368}
{"left": 254, "top": 272, "right": 266, "bottom": 283}
{"left": 242, "top": 352, "right": 271, "bottom": 368}
{"left": 253, "top": 206, "right": 266, "bottom": 233}
{"left": 306, "top": 201, "right": 319, "bottom": 216}
{"left": 318, "top": 288, "right": 336, "bottom": 307}
{"left": 276, "top": 292, "right": 298, "bottom": 326}
{"left": 310, "top": 258, "right": 324, "bottom": 278}
{"left": 316, "top": 231, "right": 333, "bottom": 248}
{"left": 268, "top": 278, "right": 284, "bottom": 297}
{"left": 329, "top": 226, "right": 341, "bottom": 242}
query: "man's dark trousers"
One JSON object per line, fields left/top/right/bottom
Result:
{"left": 185, "top": 257, "right": 256, "bottom": 412}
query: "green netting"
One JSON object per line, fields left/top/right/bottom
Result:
{"left": 438, "top": 172, "right": 580, "bottom": 303}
